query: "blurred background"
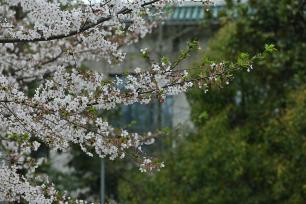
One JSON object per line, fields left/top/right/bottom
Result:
{"left": 43, "top": 0, "right": 306, "bottom": 203}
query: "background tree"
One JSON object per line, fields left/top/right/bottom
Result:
{"left": 117, "top": 0, "right": 306, "bottom": 203}
{"left": 1, "top": 0, "right": 245, "bottom": 203}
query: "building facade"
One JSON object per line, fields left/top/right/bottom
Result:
{"left": 87, "top": 2, "right": 224, "bottom": 132}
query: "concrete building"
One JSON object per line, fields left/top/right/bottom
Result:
{"left": 87, "top": 2, "right": 224, "bottom": 132}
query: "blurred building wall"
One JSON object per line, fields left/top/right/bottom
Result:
{"left": 87, "top": 2, "right": 224, "bottom": 131}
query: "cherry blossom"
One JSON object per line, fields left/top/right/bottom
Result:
{"left": 0, "top": 0, "right": 234, "bottom": 202}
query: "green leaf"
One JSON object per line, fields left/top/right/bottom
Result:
{"left": 264, "top": 44, "right": 277, "bottom": 54}
{"left": 187, "top": 40, "right": 199, "bottom": 50}
{"left": 198, "top": 111, "right": 209, "bottom": 121}
{"left": 161, "top": 56, "right": 170, "bottom": 65}
{"left": 87, "top": 106, "right": 98, "bottom": 115}
{"left": 22, "top": 133, "right": 30, "bottom": 141}
{"left": 237, "top": 52, "right": 251, "bottom": 68}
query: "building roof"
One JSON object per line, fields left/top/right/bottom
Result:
{"left": 166, "top": 5, "right": 224, "bottom": 24}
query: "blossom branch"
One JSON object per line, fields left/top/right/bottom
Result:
{"left": 0, "top": 0, "right": 161, "bottom": 44}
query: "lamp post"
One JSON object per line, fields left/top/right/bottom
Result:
{"left": 100, "top": 159, "right": 105, "bottom": 204}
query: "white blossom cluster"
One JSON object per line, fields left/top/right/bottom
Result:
{"left": 0, "top": 163, "right": 57, "bottom": 203}
{"left": 0, "top": 0, "right": 219, "bottom": 202}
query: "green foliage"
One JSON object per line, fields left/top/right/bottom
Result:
{"left": 86, "top": 106, "right": 98, "bottom": 117}
{"left": 237, "top": 52, "right": 251, "bottom": 68}
{"left": 264, "top": 44, "right": 277, "bottom": 54}
{"left": 116, "top": 0, "right": 306, "bottom": 203}
{"left": 7, "top": 132, "right": 30, "bottom": 144}
{"left": 42, "top": 1, "right": 305, "bottom": 202}
{"left": 161, "top": 56, "right": 170, "bottom": 65}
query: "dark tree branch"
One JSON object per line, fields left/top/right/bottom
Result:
{"left": 0, "top": 0, "right": 160, "bottom": 44}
